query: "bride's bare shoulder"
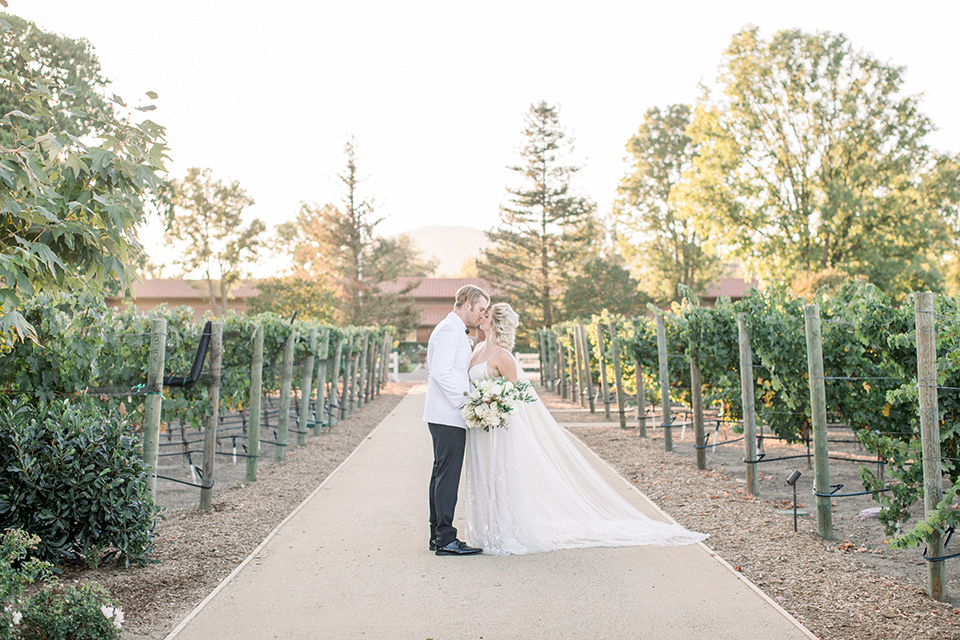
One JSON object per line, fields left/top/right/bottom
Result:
{"left": 491, "top": 349, "right": 518, "bottom": 381}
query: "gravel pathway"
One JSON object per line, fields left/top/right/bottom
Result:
{"left": 52, "top": 383, "right": 960, "bottom": 639}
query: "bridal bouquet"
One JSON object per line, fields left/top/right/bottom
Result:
{"left": 461, "top": 377, "right": 536, "bottom": 431}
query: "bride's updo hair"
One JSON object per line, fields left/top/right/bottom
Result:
{"left": 488, "top": 303, "right": 519, "bottom": 351}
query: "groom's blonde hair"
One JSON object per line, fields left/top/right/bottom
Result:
{"left": 454, "top": 284, "right": 489, "bottom": 308}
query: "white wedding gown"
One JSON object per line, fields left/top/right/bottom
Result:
{"left": 463, "top": 355, "right": 707, "bottom": 555}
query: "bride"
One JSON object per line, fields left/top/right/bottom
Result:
{"left": 463, "top": 303, "right": 707, "bottom": 555}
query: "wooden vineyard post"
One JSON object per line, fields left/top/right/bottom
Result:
{"left": 353, "top": 337, "right": 361, "bottom": 413}
{"left": 360, "top": 333, "right": 369, "bottom": 405}
{"left": 572, "top": 327, "right": 585, "bottom": 408}
{"left": 580, "top": 325, "right": 596, "bottom": 413}
{"left": 916, "top": 291, "right": 945, "bottom": 601}
{"left": 558, "top": 336, "right": 568, "bottom": 400}
{"left": 143, "top": 317, "right": 167, "bottom": 496}
{"left": 544, "top": 330, "right": 551, "bottom": 386}
{"left": 297, "top": 326, "right": 318, "bottom": 446}
{"left": 540, "top": 329, "right": 554, "bottom": 391}
{"left": 690, "top": 340, "right": 706, "bottom": 470}
{"left": 737, "top": 313, "right": 759, "bottom": 496}
{"left": 635, "top": 358, "right": 647, "bottom": 437}
{"left": 597, "top": 324, "right": 611, "bottom": 420}
{"left": 365, "top": 333, "right": 377, "bottom": 402}
{"left": 340, "top": 336, "right": 352, "bottom": 419}
{"left": 372, "top": 333, "right": 381, "bottom": 398}
{"left": 276, "top": 322, "right": 297, "bottom": 462}
{"left": 314, "top": 328, "right": 330, "bottom": 435}
{"left": 609, "top": 323, "right": 627, "bottom": 429}
{"left": 366, "top": 332, "right": 375, "bottom": 401}
{"left": 537, "top": 330, "right": 546, "bottom": 385}
{"left": 200, "top": 322, "right": 222, "bottom": 510}
{"left": 804, "top": 304, "right": 832, "bottom": 539}
{"left": 382, "top": 333, "right": 393, "bottom": 390}
{"left": 329, "top": 337, "right": 343, "bottom": 428}
{"left": 547, "top": 329, "right": 557, "bottom": 393}
{"left": 657, "top": 314, "right": 673, "bottom": 452}
{"left": 246, "top": 324, "right": 264, "bottom": 482}
{"left": 340, "top": 336, "right": 353, "bottom": 420}
{"left": 357, "top": 333, "right": 368, "bottom": 410}
{"left": 351, "top": 340, "right": 360, "bottom": 413}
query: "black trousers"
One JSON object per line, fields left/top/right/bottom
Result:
{"left": 428, "top": 423, "right": 466, "bottom": 548}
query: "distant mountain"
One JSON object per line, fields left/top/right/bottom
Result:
{"left": 393, "top": 225, "right": 489, "bottom": 277}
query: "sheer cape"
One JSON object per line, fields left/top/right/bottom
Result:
{"left": 463, "top": 355, "right": 707, "bottom": 555}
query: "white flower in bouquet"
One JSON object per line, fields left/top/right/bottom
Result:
{"left": 462, "top": 376, "right": 537, "bottom": 431}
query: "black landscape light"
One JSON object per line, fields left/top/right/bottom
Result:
{"left": 786, "top": 469, "right": 801, "bottom": 532}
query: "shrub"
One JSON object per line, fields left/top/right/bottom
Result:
{"left": 0, "top": 530, "right": 52, "bottom": 640}
{"left": 0, "top": 399, "right": 159, "bottom": 565}
{"left": 18, "top": 581, "right": 122, "bottom": 640}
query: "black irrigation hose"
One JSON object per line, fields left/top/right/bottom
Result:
{"left": 923, "top": 528, "right": 958, "bottom": 563}
{"left": 694, "top": 435, "right": 746, "bottom": 449}
{"left": 155, "top": 474, "right": 215, "bottom": 490}
{"left": 215, "top": 451, "right": 259, "bottom": 459}
{"left": 658, "top": 420, "right": 703, "bottom": 429}
{"left": 744, "top": 453, "right": 811, "bottom": 464}
{"left": 828, "top": 455, "right": 880, "bottom": 464}
{"left": 812, "top": 483, "right": 889, "bottom": 498}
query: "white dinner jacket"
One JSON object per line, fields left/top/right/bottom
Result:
{"left": 423, "top": 311, "right": 471, "bottom": 428}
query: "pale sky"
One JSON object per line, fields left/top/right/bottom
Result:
{"left": 8, "top": 0, "right": 960, "bottom": 272}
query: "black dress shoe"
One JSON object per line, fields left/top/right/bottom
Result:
{"left": 435, "top": 539, "right": 482, "bottom": 556}
{"left": 429, "top": 539, "right": 436, "bottom": 551}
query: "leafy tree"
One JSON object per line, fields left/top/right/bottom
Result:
{"left": 247, "top": 276, "right": 337, "bottom": 322}
{"left": 561, "top": 254, "right": 648, "bottom": 321}
{"left": 273, "top": 138, "right": 432, "bottom": 333}
{"left": 480, "top": 101, "right": 597, "bottom": 330}
{"left": 613, "top": 104, "right": 721, "bottom": 304}
{"left": 680, "top": 27, "right": 960, "bottom": 298}
{"left": 163, "top": 167, "right": 266, "bottom": 316}
{"left": 0, "top": 12, "right": 111, "bottom": 148}
{"left": 0, "top": 16, "right": 167, "bottom": 346}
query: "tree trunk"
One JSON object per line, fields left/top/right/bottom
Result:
{"left": 204, "top": 271, "right": 218, "bottom": 315}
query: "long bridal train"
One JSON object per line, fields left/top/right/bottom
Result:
{"left": 463, "top": 357, "right": 707, "bottom": 556}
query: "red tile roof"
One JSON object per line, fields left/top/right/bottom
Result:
{"left": 704, "top": 277, "right": 758, "bottom": 299}
{"left": 379, "top": 277, "right": 502, "bottom": 298}
{"left": 124, "top": 278, "right": 260, "bottom": 299}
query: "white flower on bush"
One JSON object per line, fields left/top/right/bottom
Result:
{"left": 101, "top": 605, "right": 124, "bottom": 630}
{"left": 11, "top": 610, "right": 21, "bottom": 626}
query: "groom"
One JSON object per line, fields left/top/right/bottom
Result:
{"left": 424, "top": 284, "right": 489, "bottom": 556}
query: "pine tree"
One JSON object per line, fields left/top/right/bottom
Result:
{"left": 273, "top": 138, "right": 433, "bottom": 334}
{"left": 480, "top": 102, "right": 597, "bottom": 333}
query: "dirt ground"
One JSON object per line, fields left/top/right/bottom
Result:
{"left": 554, "top": 391, "right": 960, "bottom": 640}
{"left": 51, "top": 381, "right": 960, "bottom": 640}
